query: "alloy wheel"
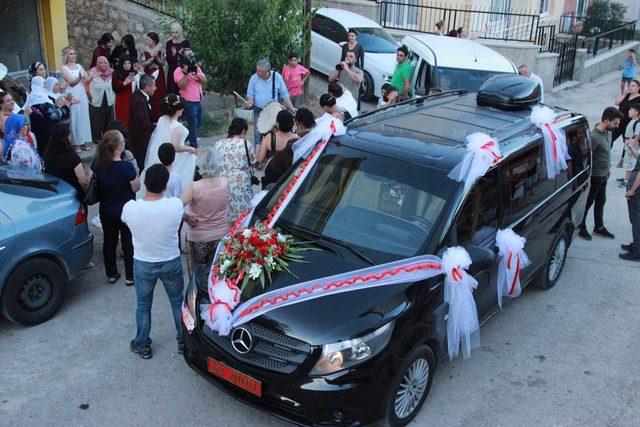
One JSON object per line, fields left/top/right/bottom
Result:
{"left": 394, "top": 358, "right": 429, "bottom": 419}
{"left": 548, "top": 238, "right": 566, "bottom": 282}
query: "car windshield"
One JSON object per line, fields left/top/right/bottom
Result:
{"left": 354, "top": 27, "right": 398, "bottom": 54}
{"left": 257, "top": 145, "right": 456, "bottom": 262}
{"left": 437, "top": 67, "right": 509, "bottom": 92}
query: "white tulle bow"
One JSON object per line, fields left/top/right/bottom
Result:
{"left": 448, "top": 132, "right": 502, "bottom": 193}
{"left": 495, "top": 228, "right": 531, "bottom": 308}
{"left": 530, "top": 105, "right": 569, "bottom": 179}
{"left": 200, "top": 276, "right": 241, "bottom": 336}
{"left": 442, "top": 246, "right": 480, "bottom": 359}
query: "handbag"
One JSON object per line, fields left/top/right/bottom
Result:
{"left": 244, "top": 139, "right": 260, "bottom": 186}
{"left": 83, "top": 172, "right": 100, "bottom": 205}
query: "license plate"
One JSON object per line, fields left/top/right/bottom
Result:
{"left": 181, "top": 303, "right": 195, "bottom": 333}
{"left": 207, "top": 358, "right": 262, "bottom": 397}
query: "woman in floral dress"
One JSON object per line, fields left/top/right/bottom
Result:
{"left": 214, "top": 118, "right": 256, "bottom": 223}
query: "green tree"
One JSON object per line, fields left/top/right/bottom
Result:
{"left": 168, "top": 0, "right": 313, "bottom": 96}
{"left": 582, "top": 0, "right": 628, "bottom": 35}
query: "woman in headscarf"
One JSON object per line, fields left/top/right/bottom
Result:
{"left": 165, "top": 22, "right": 190, "bottom": 95}
{"left": 1, "top": 114, "right": 42, "bottom": 172}
{"left": 27, "top": 76, "right": 69, "bottom": 155}
{"left": 112, "top": 55, "right": 137, "bottom": 127}
{"left": 110, "top": 34, "right": 138, "bottom": 70}
{"left": 142, "top": 32, "right": 166, "bottom": 121}
{"left": 28, "top": 61, "right": 47, "bottom": 80}
{"left": 88, "top": 56, "right": 115, "bottom": 143}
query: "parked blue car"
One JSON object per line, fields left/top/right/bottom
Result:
{"left": 0, "top": 165, "right": 93, "bottom": 325}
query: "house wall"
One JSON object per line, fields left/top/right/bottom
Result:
{"left": 65, "top": 0, "right": 168, "bottom": 70}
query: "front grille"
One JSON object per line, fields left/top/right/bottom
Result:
{"left": 201, "top": 321, "right": 312, "bottom": 374}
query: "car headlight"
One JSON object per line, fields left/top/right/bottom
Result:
{"left": 186, "top": 275, "right": 198, "bottom": 316}
{"left": 310, "top": 322, "right": 394, "bottom": 375}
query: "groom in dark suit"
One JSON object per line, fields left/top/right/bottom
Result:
{"left": 129, "top": 74, "right": 157, "bottom": 170}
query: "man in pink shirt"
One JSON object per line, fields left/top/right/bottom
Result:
{"left": 174, "top": 48, "right": 208, "bottom": 148}
{"left": 282, "top": 52, "right": 309, "bottom": 109}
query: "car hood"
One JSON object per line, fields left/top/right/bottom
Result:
{"left": 238, "top": 246, "right": 413, "bottom": 346}
{"left": 364, "top": 52, "right": 396, "bottom": 75}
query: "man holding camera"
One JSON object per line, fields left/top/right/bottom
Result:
{"left": 173, "top": 48, "right": 207, "bottom": 148}
{"left": 328, "top": 50, "right": 363, "bottom": 109}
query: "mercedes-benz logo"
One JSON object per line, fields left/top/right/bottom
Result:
{"left": 231, "top": 327, "right": 253, "bottom": 354}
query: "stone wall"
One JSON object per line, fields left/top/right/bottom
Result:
{"left": 65, "top": 0, "right": 168, "bottom": 71}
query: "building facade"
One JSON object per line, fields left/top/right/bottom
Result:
{"left": 1, "top": 0, "right": 69, "bottom": 75}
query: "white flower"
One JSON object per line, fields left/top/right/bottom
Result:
{"left": 265, "top": 256, "right": 276, "bottom": 269}
{"left": 248, "top": 263, "right": 262, "bottom": 280}
{"left": 260, "top": 233, "right": 271, "bottom": 241}
{"left": 242, "top": 229, "right": 252, "bottom": 239}
{"left": 276, "top": 233, "right": 287, "bottom": 243}
{"left": 219, "top": 259, "right": 232, "bottom": 275}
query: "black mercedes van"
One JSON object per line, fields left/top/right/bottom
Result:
{"left": 182, "top": 77, "right": 591, "bottom": 426}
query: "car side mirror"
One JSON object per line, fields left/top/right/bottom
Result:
{"left": 462, "top": 244, "right": 497, "bottom": 271}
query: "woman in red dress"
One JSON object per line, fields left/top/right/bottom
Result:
{"left": 141, "top": 32, "right": 166, "bottom": 121}
{"left": 112, "top": 55, "right": 137, "bottom": 127}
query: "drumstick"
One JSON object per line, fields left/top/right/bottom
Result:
{"left": 233, "top": 91, "right": 248, "bottom": 104}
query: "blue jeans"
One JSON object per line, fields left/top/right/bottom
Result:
{"left": 184, "top": 101, "right": 203, "bottom": 148}
{"left": 132, "top": 257, "right": 184, "bottom": 348}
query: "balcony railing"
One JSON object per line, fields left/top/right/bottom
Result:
{"left": 379, "top": 1, "right": 542, "bottom": 43}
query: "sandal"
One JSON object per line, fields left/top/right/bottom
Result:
{"left": 108, "top": 273, "right": 121, "bottom": 284}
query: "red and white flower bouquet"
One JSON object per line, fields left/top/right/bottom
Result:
{"left": 214, "top": 222, "right": 307, "bottom": 290}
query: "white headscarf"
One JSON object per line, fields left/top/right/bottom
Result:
{"left": 45, "top": 77, "right": 61, "bottom": 99}
{"left": 26, "top": 76, "right": 53, "bottom": 107}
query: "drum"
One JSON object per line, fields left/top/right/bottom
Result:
{"left": 257, "top": 101, "right": 284, "bottom": 135}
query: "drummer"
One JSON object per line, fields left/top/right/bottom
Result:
{"left": 245, "top": 59, "right": 296, "bottom": 147}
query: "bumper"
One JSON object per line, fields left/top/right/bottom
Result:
{"left": 63, "top": 229, "right": 94, "bottom": 279}
{"left": 182, "top": 324, "right": 388, "bottom": 426}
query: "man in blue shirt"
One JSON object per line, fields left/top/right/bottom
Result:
{"left": 245, "top": 59, "right": 296, "bottom": 146}
{"left": 621, "top": 49, "right": 637, "bottom": 95}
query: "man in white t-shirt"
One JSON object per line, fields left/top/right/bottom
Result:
{"left": 518, "top": 64, "right": 545, "bottom": 104}
{"left": 121, "top": 164, "right": 185, "bottom": 359}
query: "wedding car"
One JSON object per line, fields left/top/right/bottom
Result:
{"left": 181, "top": 76, "right": 590, "bottom": 425}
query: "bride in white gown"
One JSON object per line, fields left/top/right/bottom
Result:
{"left": 138, "top": 94, "right": 197, "bottom": 198}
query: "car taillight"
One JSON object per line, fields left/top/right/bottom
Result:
{"left": 75, "top": 205, "right": 87, "bottom": 225}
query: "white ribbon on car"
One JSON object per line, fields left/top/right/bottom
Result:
{"left": 441, "top": 247, "right": 480, "bottom": 359}
{"left": 495, "top": 228, "right": 531, "bottom": 308}
{"left": 448, "top": 132, "right": 502, "bottom": 193}
{"left": 530, "top": 105, "right": 569, "bottom": 179}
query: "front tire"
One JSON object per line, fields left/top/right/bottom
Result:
{"left": 536, "top": 230, "right": 569, "bottom": 290}
{"left": 361, "top": 71, "right": 375, "bottom": 102}
{"left": 382, "top": 345, "right": 435, "bottom": 426}
{"left": 1, "top": 258, "right": 67, "bottom": 325}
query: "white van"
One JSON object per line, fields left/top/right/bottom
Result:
{"left": 401, "top": 34, "right": 518, "bottom": 96}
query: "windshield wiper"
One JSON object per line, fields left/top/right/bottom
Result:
{"left": 318, "top": 234, "right": 375, "bottom": 266}
{"left": 279, "top": 222, "right": 375, "bottom": 266}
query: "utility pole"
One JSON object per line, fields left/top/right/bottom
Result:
{"left": 303, "top": 0, "right": 313, "bottom": 94}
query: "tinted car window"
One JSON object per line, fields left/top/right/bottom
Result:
{"left": 502, "top": 141, "right": 555, "bottom": 224}
{"left": 437, "top": 67, "right": 508, "bottom": 92}
{"left": 456, "top": 168, "right": 500, "bottom": 245}
{"left": 557, "top": 124, "right": 590, "bottom": 188}
{"left": 258, "top": 146, "right": 456, "bottom": 261}
{"left": 312, "top": 15, "right": 347, "bottom": 44}
{"left": 353, "top": 27, "right": 398, "bottom": 53}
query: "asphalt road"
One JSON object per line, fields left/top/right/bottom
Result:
{"left": 1, "top": 72, "right": 639, "bottom": 426}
